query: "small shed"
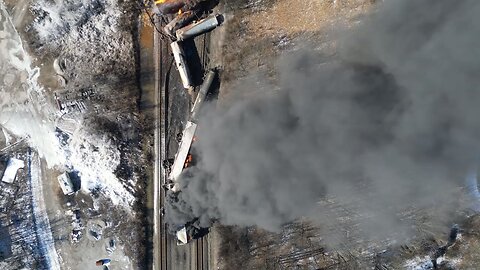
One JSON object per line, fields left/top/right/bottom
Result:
{"left": 1, "top": 158, "right": 24, "bottom": 184}
{"left": 57, "top": 172, "right": 74, "bottom": 195}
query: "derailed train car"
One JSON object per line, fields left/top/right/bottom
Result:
{"left": 174, "top": 218, "right": 209, "bottom": 245}
{"left": 170, "top": 41, "right": 193, "bottom": 89}
{"left": 165, "top": 70, "right": 216, "bottom": 245}
{"left": 153, "top": 0, "right": 222, "bottom": 90}
{"left": 169, "top": 15, "right": 222, "bottom": 90}
{"left": 152, "top": 0, "right": 212, "bottom": 16}
{"left": 153, "top": 0, "right": 218, "bottom": 37}
{"left": 166, "top": 69, "right": 216, "bottom": 191}
{"left": 176, "top": 14, "right": 222, "bottom": 41}
{"left": 152, "top": 0, "right": 185, "bottom": 15}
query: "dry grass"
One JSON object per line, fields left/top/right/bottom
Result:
{"left": 218, "top": 0, "right": 376, "bottom": 100}
{"left": 248, "top": 0, "right": 375, "bottom": 38}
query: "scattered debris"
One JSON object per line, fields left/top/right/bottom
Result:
{"left": 105, "top": 238, "right": 116, "bottom": 254}
{"left": 153, "top": 0, "right": 186, "bottom": 15}
{"left": 164, "top": 10, "right": 199, "bottom": 38}
{"left": 71, "top": 229, "right": 83, "bottom": 243}
{"left": 87, "top": 220, "right": 105, "bottom": 241}
{"left": 96, "top": 258, "right": 111, "bottom": 266}
{"left": 175, "top": 218, "right": 209, "bottom": 245}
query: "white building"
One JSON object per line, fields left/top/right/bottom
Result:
{"left": 1, "top": 158, "right": 24, "bottom": 184}
{"left": 57, "top": 172, "right": 74, "bottom": 195}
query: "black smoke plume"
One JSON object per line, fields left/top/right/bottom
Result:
{"left": 167, "top": 0, "right": 480, "bottom": 243}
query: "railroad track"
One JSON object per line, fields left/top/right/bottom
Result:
{"left": 192, "top": 235, "right": 208, "bottom": 270}
{"left": 201, "top": 31, "right": 211, "bottom": 71}
{"left": 153, "top": 16, "right": 169, "bottom": 270}
{"left": 199, "top": 235, "right": 210, "bottom": 270}
{"left": 196, "top": 237, "right": 204, "bottom": 270}
{"left": 194, "top": 30, "right": 211, "bottom": 270}
{"left": 154, "top": 15, "right": 212, "bottom": 270}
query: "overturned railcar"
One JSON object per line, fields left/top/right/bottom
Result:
{"left": 171, "top": 41, "right": 193, "bottom": 89}
{"left": 153, "top": 0, "right": 204, "bottom": 15}
{"left": 176, "top": 14, "right": 222, "bottom": 41}
{"left": 154, "top": 0, "right": 185, "bottom": 15}
{"left": 164, "top": 10, "right": 198, "bottom": 37}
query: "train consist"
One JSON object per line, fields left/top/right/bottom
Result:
{"left": 166, "top": 69, "right": 216, "bottom": 245}
{"left": 150, "top": 0, "right": 221, "bottom": 245}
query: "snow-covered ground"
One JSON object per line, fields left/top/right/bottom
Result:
{"left": 31, "top": 0, "right": 121, "bottom": 47}
{"left": 67, "top": 129, "right": 134, "bottom": 206}
{"left": 0, "top": 0, "right": 65, "bottom": 165}
{"left": 29, "top": 151, "right": 61, "bottom": 270}
{"left": 0, "top": 0, "right": 135, "bottom": 208}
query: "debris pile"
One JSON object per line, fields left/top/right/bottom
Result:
{"left": 68, "top": 209, "right": 84, "bottom": 243}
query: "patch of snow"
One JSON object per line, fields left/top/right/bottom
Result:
{"left": 404, "top": 255, "right": 461, "bottom": 270}
{"left": 0, "top": 2, "right": 65, "bottom": 166}
{"left": 404, "top": 256, "right": 435, "bottom": 270}
{"left": 29, "top": 151, "right": 61, "bottom": 270}
{"left": 66, "top": 128, "right": 134, "bottom": 206}
{"left": 1, "top": 127, "right": 12, "bottom": 145}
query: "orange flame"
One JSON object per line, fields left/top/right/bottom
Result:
{"left": 155, "top": 0, "right": 167, "bottom": 4}
{"left": 184, "top": 154, "right": 193, "bottom": 168}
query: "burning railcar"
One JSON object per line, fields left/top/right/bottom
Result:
{"left": 164, "top": 70, "right": 216, "bottom": 244}
{"left": 165, "top": 69, "right": 215, "bottom": 192}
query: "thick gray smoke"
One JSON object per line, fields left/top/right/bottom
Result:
{"left": 167, "top": 0, "right": 480, "bottom": 240}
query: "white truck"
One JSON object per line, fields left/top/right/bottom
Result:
{"left": 57, "top": 172, "right": 75, "bottom": 195}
